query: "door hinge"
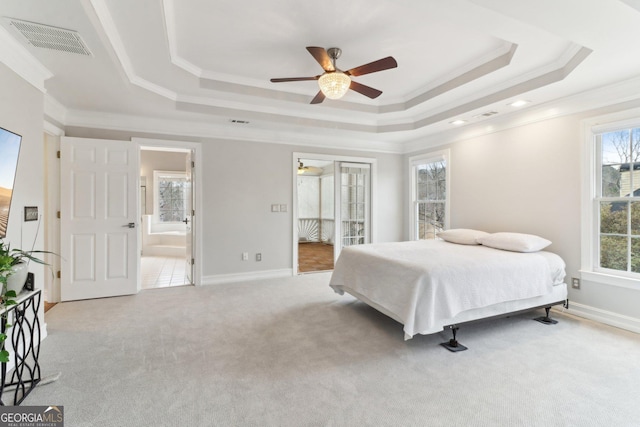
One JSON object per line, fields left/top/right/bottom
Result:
{"left": 191, "top": 160, "right": 195, "bottom": 168}
{"left": 192, "top": 209, "right": 195, "bottom": 216}
{"left": 57, "top": 150, "right": 60, "bottom": 158}
{"left": 191, "top": 258, "right": 195, "bottom": 265}
{"left": 57, "top": 211, "right": 60, "bottom": 219}
{"left": 57, "top": 270, "right": 61, "bottom": 279}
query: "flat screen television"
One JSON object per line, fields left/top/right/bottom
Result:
{"left": 0, "top": 127, "right": 22, "bottom": 238}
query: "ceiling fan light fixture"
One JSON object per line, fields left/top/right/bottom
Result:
{"left": 318, "top": 72, "right": 351, "bottom": 99}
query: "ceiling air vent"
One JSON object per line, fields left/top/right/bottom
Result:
{"left": 480, "top": 111, "right": 498, "bottom": 117}
{"left": 473, "top": 111, "right": 499, "bottom": 119}
{"left": 6, "top": 18, "right": 92, "bottom": 56}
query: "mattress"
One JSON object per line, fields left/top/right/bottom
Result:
{"left": 329, "top": 240, "right": 567, "bottom": 339}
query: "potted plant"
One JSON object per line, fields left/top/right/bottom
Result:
{"left": 0, "top": 239, "right": 55, "bottom": 363}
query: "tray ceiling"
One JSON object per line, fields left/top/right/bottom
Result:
{"left": 2, "top": 0, "right": 640, "bottom": 150}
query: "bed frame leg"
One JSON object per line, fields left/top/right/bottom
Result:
{"left": 533, "top": 307, "right": 558, "bottom": 325}
{"left": 440, "top": 326, "right": 468, "bottom": 352}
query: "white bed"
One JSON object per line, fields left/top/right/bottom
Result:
{"left": 329, "top": 240, "right": 568, "bottom": 340}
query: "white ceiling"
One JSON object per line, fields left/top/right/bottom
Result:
{"left": 3, "top": 0, "right": 640, "bottom": 151}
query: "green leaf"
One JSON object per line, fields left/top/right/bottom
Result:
{"left": 0, "top": 349, "right": 9, "bottom": 363}
{"left": 4, "top": 290, "right": 16, "bottom": 298}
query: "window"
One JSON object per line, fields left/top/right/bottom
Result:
{"left": 154, "top": 171, "right": 187, "bottom": 223}
{"left": 595, "top": 127, "right": 640, "bottom": 273}
{"left": 410, "top": 150, "right": 450, "bottom": 240}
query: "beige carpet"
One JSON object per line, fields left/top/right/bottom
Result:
{"left": 26, "top": 273, "right": 640, "bottom": 426}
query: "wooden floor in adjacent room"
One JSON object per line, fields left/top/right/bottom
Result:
{"left": 298, "top": 242, "right": 334, "bottom": 273}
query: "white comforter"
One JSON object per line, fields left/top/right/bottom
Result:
{"left": 329, "top": 240, "right": 566, "bottom": 339}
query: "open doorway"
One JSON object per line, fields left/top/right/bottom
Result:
{"left": 297, "top": 158, "right": 335, "bottom": 273}
{"left": 139, "top": 147, "right": 192, "bottom": 289}
{"left": 293, "top": 152, "right": 376, "bottom": 276}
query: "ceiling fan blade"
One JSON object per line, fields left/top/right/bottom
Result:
{"left": 345, "top": 56, "right": 397, "bottom": 77}
{"left": 310, "top": 91, "right": 326, "bottom": 104}
{"left": 349, "top": 81, "right": 383, "bottom": 99}
{"left": 270, "top": 76, "right": 319, "bottom": 83}
{"left": 306, "top": 46, "right": 335, "bottom": 72}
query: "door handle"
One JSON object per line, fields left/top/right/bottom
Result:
{"left": 183, "top": 218, "right": 189, "bottom": 224}
{"left": 123, "top": 222, "right": 136, "bottom": 228}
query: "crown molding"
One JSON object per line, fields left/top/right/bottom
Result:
{"left": 63, "top": 109, "right": 405, "bottom": 153}
{"left": 402, "top": 75, "right": 640, "bottom": 154}
{"left": 89, "top": 0, "right": 178, "bottom": 100}
{"left": 0, "top": 21, "right": 53, "bottom": 92}
{"left": 46, "top": 74, "right": 640, "bottom": 156}
{"left": 44, "top": 93, "right": 68, "bottom": 125}
{"left": 49, "top": 72, "right": 640, "bottom": 157}
{"left": 44, "top": 120, "right": 65, "bottom": 137}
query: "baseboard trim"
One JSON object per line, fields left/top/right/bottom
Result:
{"left": 201, "top": 269, "right": 293, "bottom": 285}
{"left": 562, "top": 302, "right": 640, "bottom": 334}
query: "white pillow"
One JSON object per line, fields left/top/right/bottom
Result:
{"left": 478, "top": 232, "right": 551, "bottom": 253}
{"left": 437, "top": 229, "right": 489, "bottom": 245}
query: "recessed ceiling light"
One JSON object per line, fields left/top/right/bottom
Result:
{"left": 450, "top": 120, "right": 467, "bottom": 126}
{"left": 509, "top": 100, "right": 530, "bottom": 107}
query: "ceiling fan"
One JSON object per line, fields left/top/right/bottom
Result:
{"left": 297, "top": 161, "right": 323, "bottom": 175}
{"left": 271, "top": 46, "right": 398, "bottom": 104}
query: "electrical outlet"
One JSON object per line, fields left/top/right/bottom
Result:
{"left": 571, "top": 277, "right": 580, "bottom": 289}
{"left": 242, "top": 252, "right": 249, "bottom": 261}
{"left": 256, "top": 253, "right": 262, "bottom": 261}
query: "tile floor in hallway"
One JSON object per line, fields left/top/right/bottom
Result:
{"left": 141, "top": 256, "right": 190, "bottom": 289}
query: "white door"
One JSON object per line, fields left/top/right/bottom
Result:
{"left": 184, "top": 150, "right": 194, "bottom": 284}
{"left": 334, "top": 162, "right": 371, "bottom": 263}
{"left": 60, "top": 137, "right": 140, "bottom": 301}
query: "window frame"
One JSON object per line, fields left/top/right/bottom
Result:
{"left": 581, "top": 111, "right": 640, "bottom": 289}
{"left": 409, "top": 149, "right": 450, "bottom": 240}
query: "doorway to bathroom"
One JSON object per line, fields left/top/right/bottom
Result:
{"left": 139, "top": 146, "right": 193, "bottom": 289}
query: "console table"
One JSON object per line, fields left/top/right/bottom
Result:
{"left": 0, "top": 289, "right": 42, "bottom": 406}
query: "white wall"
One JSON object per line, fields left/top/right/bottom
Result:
{"left": 201, "top": 139, "right": 404, "bottom": 277}
{"left": 0, "top": 62, "right": 46, "bottom": 333}
{"left": 297, "top": 175, "right": 320, "bottom": 219}
{"left": 320, "top": 174, "right": 334, "bottom": 220}
{"left": 449, "top": 116, "right": 581, "bottom": 278}
{"left": 62, "top": 129, "right": 405, "bottom": 279}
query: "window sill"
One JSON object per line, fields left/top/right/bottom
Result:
{"left": 580, "top": 270, "right": 640, "bottom": 290}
